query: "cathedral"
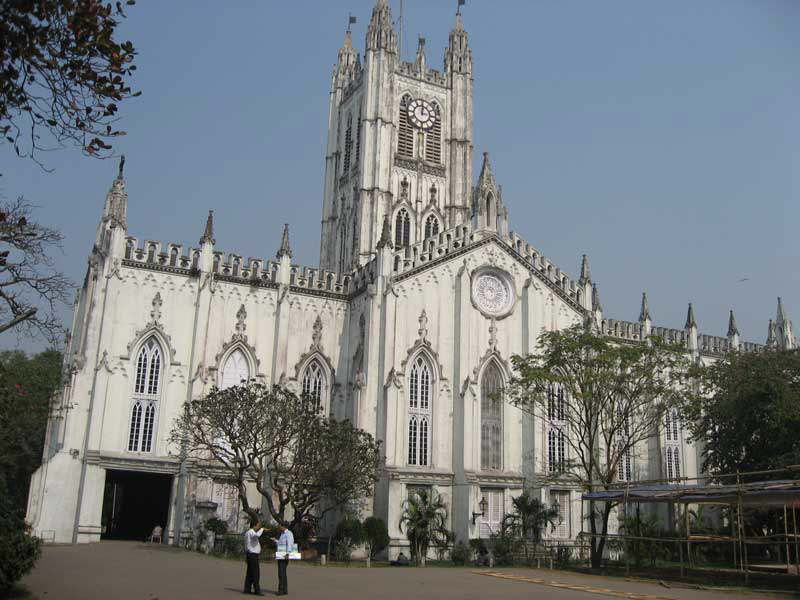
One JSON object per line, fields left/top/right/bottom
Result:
{"left": 27, "top": 0, "right": 794, "bottom": 554}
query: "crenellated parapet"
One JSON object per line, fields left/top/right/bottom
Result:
{"left": 396, "top": 61, "right": 447, "bottom": 87}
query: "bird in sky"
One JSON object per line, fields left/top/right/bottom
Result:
{"left": 738, "top": 277, "right": 750, "bottom": 282}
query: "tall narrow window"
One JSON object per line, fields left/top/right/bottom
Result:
{"left": 551, "top": 490, "right": 571, "bottom": 539}
{"left": 355, "top": 109, "right": 362, "bottom": 164}
{"left": 424, "top": 103, "right": 442, "bottom": 163}
{"left": 394, "top": 209, "right": 410, "bottom": 248}
{"left": 547, "top": 384, "right": 567, "bottom": 474}
{"left": 424, "top": 215, "right": 440, "bottom": 240}
{"left": 128, "top": 337, "right": 162, "bottom": 453}
{"left": 221, "top": 349, "right": 250, "bottom": 389}
{"left": 664, "top": 409, "right": 682, "bottom": 481}
{"left": 481, "top": 363, "right": 503, "bottom": 471}
{"left": 479, "top": 488, "right": 503, "bottom": 538}
{"left": 302, "top": 359, "right": 326, "bottom": 410}
{"left": 397, "top": 95, "right": 414, "bottom": 158}
{"left": 339, "top": 223, "right": 347, "bottom": 271}
{"left": 407, "top": 355, "right": 432, "bottom": 466}
{"left": 343, "top": 112, "right": 353, "bottom": 173}
{"left": 617, "top": 406, "right": 633, "bottom": 482}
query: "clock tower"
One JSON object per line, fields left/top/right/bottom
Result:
{"left": 319, "top": 0, "right": 474, "bottom": 272}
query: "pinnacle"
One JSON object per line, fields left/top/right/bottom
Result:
{"left": 200, "top": 210, "right": 214, "bottom": 245}
{"left": 777, "top": 296, "right": 787, "bottom": 323}
{"left": 727, "top": 309, "right": 739, "bottom": 337}
{"left": 376, "top": 215, "right": 393, "bottom": 250}
{"left": 685, "top": 303, "right": 697, "bottom": 329}
{"left": 579, "top": 254, "right": 591, "bottom": 284}
{"left": 592, "top": 283, "right": 602, "bottom": 313}
{"left": 117, "top": 154, "right": 126, "bottom": 180}
{"left": 277, "top": 223, "right": 292, "bottom": 259}
{"left": 766, "top": 319, "right": 777, "bottom": 345}
{"left": 639, "top": 292, "right": 651, "bottom": 322}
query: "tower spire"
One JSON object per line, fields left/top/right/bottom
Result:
{"left": 639, "top": 292, "right": 651, "bottom": 322}
{"left": 103, "top": 156, "right": 127, "bottom": 227}
{"left": 199, "top": 210, "right": 214, "bottom": 245}
{"left": 277, "top": 223, "right": 292, "bottom": 259}
{"left": 366, "top": 0, "right": 397, "bottom": 53}
{"left": 376, "top": 215, "right": 393, "bottom": 249}
{"left": 592, "top": 283, "right": 602, "bottom": 313}
{"left": 777, "top": 297, "right": 787, "bottom": 324}
{"left": 685, "top": 303, "right": 697, "bottom": 329}
{"left": 766, "top": 319, "right": 777, "bottom": 346}
{"left": 727, "top": 309, "right": 739, "bottom": 337}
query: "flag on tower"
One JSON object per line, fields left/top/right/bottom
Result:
{"left": 347, "top": 14, "right": 356, "bottom": 32}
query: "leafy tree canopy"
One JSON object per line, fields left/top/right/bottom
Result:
{"left": 1, "top": 0, "right": 139, "bottom": 168}
{"left": 682, "top": 348, "right": 800, "bottom": 479}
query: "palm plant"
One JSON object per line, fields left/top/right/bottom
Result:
{"left": 501, "top": 492, "right": 560, "bottom": 564}
{"left": 398, "top": 489, "right": 450, "bottom": 567}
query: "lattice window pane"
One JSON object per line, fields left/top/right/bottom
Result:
{"left": 551, "top": 490, "right": 571, "bottom": 539}
{"left": 408, "top": 416, "right": 418, "bottom": 465}
{"left": 302, "top": 360, "right": 326, "bottom": 409}
{"left": 424, "top": 215, "right": 440, "bottom": 239}
{"left": 142, "top": 403, "right": 156, "bottom": 452}
{"left": 221, "top": 349, "right": 250, "bottom": 389}
{"left": 128, "top": 402, "right": 142, "bottom": 451}
{"left": 424, "top": 104, "right": 442, "bottom": 163}
{"left": 343, "top": 113, "right": 353, "bottom": 172}
{"left": 479, "top": 488, "right": 503, "bottom": 538}
{"left": 673, "top": 448, "right": 681, "bottom": 480}
{"left": 420, "top": 417, "right": 429, "bottom": 466}
{"left": 397, "top": 96, "right": 414, "bottom": 158}
{"left": 481, "top": 364, "right": 503, "bottom": 470}
{"left": 419, "top": 360, "right": 430, "bottom": 410}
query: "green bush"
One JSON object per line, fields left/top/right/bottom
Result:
{"left": 489, "top": 533, "right": 519, "bottom": 566}
{"left": 0, "top": 502, "right": 41, "bottom": 591}
{"left": 554, "top": 545, "right": 573, "bottom": 566}
{"left": 335, "top": 518, "right": 364, "bottom": 563}
{"left": 451, "top": 541, "right": 471, "bottom": 565}
{"left": 362, "top": 516, "right": 389, "bottom": 559}
{"left": 222, "top": 533, "right": 244, "bottom": 557}
{"left": 205, "top": 517, "right": 228, "bottom": 536}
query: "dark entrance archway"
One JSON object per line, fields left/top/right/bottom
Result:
{"left": 101, "top": 470, "right": 173, "bottom": 541}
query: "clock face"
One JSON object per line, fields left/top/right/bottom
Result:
{"left": 407, "top": 99, "right": 436, "bottom": 130}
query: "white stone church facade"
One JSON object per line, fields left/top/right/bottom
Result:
{"left": 27, "top": 1, "right": 794, "bottom": 553}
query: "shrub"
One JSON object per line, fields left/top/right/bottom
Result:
{"left": 362, "top": 517, "right": 389, "bottom": 559}
{"left": 222, "top": 533, "right": 245, "bottom": 557}
{"left": 489, "top": 532, "right": 519, "bottom": 566}
{"left": 554, "top": 545, "right": 573, "bottom": 567}
{"left": 0, "top": 502, "right": 41, "bottom": 591}
{"left": 451, "top": 541, "right": 470, "bottom": 565}
{"left": 205, "top": 517, "right": 228, "bottom": 536}
{"left": 335, "top": 518, "right": 364, "bottom": 563}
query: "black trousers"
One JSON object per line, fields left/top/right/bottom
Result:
{"left": 277, "top": 559, "right": 289, "bottom": 594}
{"left": 244, "top": 552, "right": 260, "bottom": 593}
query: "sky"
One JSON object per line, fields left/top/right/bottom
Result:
{"left": 2, "top": 0, "right": 798, "bottom": 353}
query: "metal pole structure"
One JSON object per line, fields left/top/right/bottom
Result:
{"left": 793, "top": 505, "right": 799, "bottom": 574}
{"left": 624, "top": 482, "right": 630, "bottom": 576}
{"left": 785, "top": 504, "right": 791, "bottom": 574}
{"left": 686, "top": 502, "right": 691, "bottom": 569}
{"left": 736, "top": 471, "right": 748, "bottom": 584}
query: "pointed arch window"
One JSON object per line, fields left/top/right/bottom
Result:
{"left": 128, "top": 337, "right": 162, "bottom": 453}
{"left": 547, "top": 384, "right": 567, "bottom": 474}
{"left": 343, "top": 112, "right": 353, "bottom": 173}
{"left": 424, "top": 214, "right": 440, "bottom": 240}
{"left": 221, "top": 349, "right": 250, "bottom": 389}
{"left": 355, "top": 109, "right": 362, "bottom": 164}
{"left": 397, "top": 95, "right": 414, "bottom": 158}
{"left": 408, "top": 355, "right": 432, "bottom": 466}
{"left": 302, "top": 359, "right": 327, "bottom": 410}
{"left": 424, "top": 103, "right": 442, "bottom": 163}
{"left": 617, "top": 406, "right": 633, "bottom": 482}
{"left": 480, "top": 363, "right": 503, "bottom": 471}
{"left": 395, "top": 209, "right": 410, "bottom": 248}
{"left": 664, "top": 409, "right": 682, "bottom": 482}
{"left": 339, "top": 222, "right": 347, "bottom": 271}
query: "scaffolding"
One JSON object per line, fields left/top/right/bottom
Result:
{"left": 579, "top": 466, "right": 800, "bottom": 584}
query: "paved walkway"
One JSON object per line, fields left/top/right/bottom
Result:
{"left": 21, "top": 542, "right": 791, "bottom": 600}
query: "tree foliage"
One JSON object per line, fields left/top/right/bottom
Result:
{"left": 0, "top": 197, "right": 72, "bottom": 343}
{"left": 682, "top": 348, "right": 800, "bottom": 478}
{"left": 500, "top": 491, "right": 560, "bottom": 564}
{"left": 1, "top": 0, "right": 139, "bottom": 166}
{"left": 398, "top": 488, "right": 450, "bottom": 567}
{"left": 506, "top": 325, "right": 692, "bottom": 568}
{"left": 362, "top": 516, "right": 389, "bottom": 559}
{"left": 170, "top": 381, "right": 383, "bottom": 535}
{"left": 0, "top": 349, "right": 62, "bottom": 511}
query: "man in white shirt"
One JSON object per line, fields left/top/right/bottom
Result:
{"left": 243, "top": 518, "right": 264, "bottom": 595}
{"left": 271, "top": 525, "right": 294, "bottom": 596}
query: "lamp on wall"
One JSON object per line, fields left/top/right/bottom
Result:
{"left": 472, "top": 496, "right": 488, "bottom": 525}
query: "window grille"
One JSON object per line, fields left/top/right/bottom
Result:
{"left": 547, "top": 384, "right": 567, "bottom": 473}
{"left": 302, "top": 359, "right": 326, "bottom": 410}
{"left": 397, "top": 96, "right": 414, "bottom": 158}
{"left": 128, "top": 337, "right": 161, "bottom": 453}
{"left": 664, "top": 409, "right": 682, "bottom": 481}
{"left": 343, "top": 112, "right": 353, "bottom": 173}
{"left": 221, "top": 349, "right": 249, "bottom": 389}
{"left": 480, "top": 364, "right": 503, "bottom": 470}
{"left": 355, "top": 109, "right": 362, "bottom": 164}
{"left": 551, "top": 490, "right": 571, "bottom": 539}
{"left": 424, "top": 215, "right": 440, "bottom": 240}
{"left": 394, "top": 209, "right": 410, "bottom": 248}
{"left": 407, "top": 356, "right": 432, "bottom": 466}
{"left": 617, "top": 407, "right": 633, "bottom": 482}
{"left": 424, "top": 104, "right": 442, "bottom": 163}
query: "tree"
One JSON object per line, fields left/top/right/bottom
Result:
{"left": 682, "top": 348, "right": 800, "bottom": 477}
{"left": 362, "top": 516, "right": 389, "bottom": 559}
{"left": 170, "top": 381, "right": 383, "bottom": 535}
{"left": 334, "top": 517, "right": 364, "bottom": 563}
{"left": 500, "top": 491, "right": 560, "bottom": 564}
{"left": 506, "top": 325, "right": 692, "bottom": 568}
{"left": 0, "top": 198, "right": 72, "bottom": 342}
{"left": 0, "top": 349, "right": 62, "bottom": 510}
{"left": 1, "top": 0, "right": 139, "bottom": 167}
{"left": 398, "top": 488, "right": 450, "bottom": 567}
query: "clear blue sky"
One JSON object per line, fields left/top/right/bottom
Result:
{"left": 2, "top": 0, "right": 798, "bottom": 352}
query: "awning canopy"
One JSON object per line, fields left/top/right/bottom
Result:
{"left": 582, "top": 480, "right": 800, "bottom": 506}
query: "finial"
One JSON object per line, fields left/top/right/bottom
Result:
{"left": 592, "top": 283, "right": 602, "bottom": 313}
{"left": 376, "top": 215, "right": 393, "bottom": 249}
{"left": 639, "top": 292, "right": 651, "bottom": 322}
{"left": 117, "top": 154, "right": 126, "bottom": 180}
{"left": 727, "top": 309, "right": 739, "bottom": 337}
{"left": 277, "top": 223, "right": 292, "bottom": 259}
{"left": 579, "top": 254, "right": 591, "bottom": 284}
{"left": 685, "top": 303, "right": 697, "bottom": 329}
{"left": 766, "top": 319, "right": 777, "bottom": 346}
{"left": 200, "top": 210, "right": 214, "bottom": 245}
